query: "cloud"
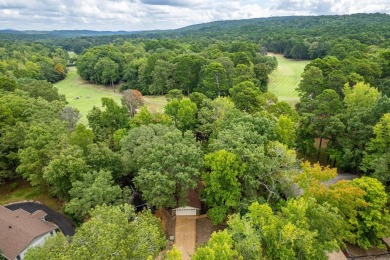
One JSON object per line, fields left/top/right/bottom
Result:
{"left": 0, "top": 0, "right": 388, "bottom": 31}
{"left": 273, "top": 0, "right": 390, "bottom": 15}
{"left": 140, "top": 0, "right": 203, "bottom": 7}
{"left": 275, "top": 0, "right": 337, "bottom": 14}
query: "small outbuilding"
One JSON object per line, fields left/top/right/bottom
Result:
{"left": 172, "top": 189, "right": 201, "bottom": 216}
{"left": 0, "top": 206, "right": 59, "bottom": 260}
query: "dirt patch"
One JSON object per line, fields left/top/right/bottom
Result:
{"left": 154, "top": 208, "right": 176, "bottom": 245}
{"left": 196, "top": 216, "right": 226, "bottom": 247}
{"left": 314, "top": 137, "right": 330, "bottom": 149}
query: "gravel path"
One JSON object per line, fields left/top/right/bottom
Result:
{"left": 5, "top": 202, "right": 75, "bottom": 236}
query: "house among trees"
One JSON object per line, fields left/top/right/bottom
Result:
{"left": 173, "top": 189, "right": 201, "bottom": 216}
{"left": 0, "top": 206, "right": 59, "bottom": 260}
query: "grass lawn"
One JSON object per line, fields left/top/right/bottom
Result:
{"left": 55, "top": 67, "right": 167, "bottom": 124}
{"left": 55, "top": 67, "right": 122, "bottom": 124}
{"left": 0, "top": 179, "right": 63, "bottom": 211}
{"left": 68, "top": 51, "right": 77, "bottom": 59}
{"left": 268, "top": 54, "right": 309, "bottom": 106}
{"left": 144, "top": 95, "right": 167, "bottom": 112}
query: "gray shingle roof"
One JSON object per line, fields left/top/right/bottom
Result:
{"left": 0, "top": 206, "right": 58, "bottom": 260}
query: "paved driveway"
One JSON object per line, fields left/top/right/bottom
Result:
{"left": 5, "top": 202, "right": 75, "bottom": 236}
{"left": 175, "top": 216, "right": 197, "bottom": 260}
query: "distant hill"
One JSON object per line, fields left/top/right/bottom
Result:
{"left": 168, "top": 13, "right": 390, "bottom": 39}
{"left": 1, "top": 13, "right": 388, "bottom": 41}
{"left": 1, "top": 13, "right": 389, "bottom": 56}
{"left": 0, "top": 29, "right": 136, "bottom": 39}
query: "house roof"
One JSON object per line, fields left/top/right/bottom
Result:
{"left": 0, "top": 206, "right": 58, "bottom": 260}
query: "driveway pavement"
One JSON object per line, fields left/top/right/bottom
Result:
{"left": 175, "top": 216, "right": 197, "bottom": 260}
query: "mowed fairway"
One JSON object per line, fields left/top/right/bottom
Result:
{"left": 55, "top": 67, "right": 166, "bottom": 124}
{"left": 268, "top": 54, "right": 309, "bottom": 105}
{"left": 55, "top": 67, "right": 122, "bottom": 124}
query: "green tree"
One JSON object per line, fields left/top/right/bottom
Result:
{"left": 232, "top": 64, "right": 255, "bottom": 85}
{"left": 296, "top": 163, "right": 390, "bottom": 249}
{"left": 132, "top": 106, "right": 171, "bottom": 126}
{"left": 333, "top": 82, "right": 380, "bottom": 171}
{"left": 65, "top": 170, "right": 123, "bottom": 220}
{"left": 275, "top": 115, "right": 296, "bottom": 148}
{"left": 226, "top": 198, "right": 346, "bottom": 260}
{"left": 43, "top": 145, "right": 88, "bottom": 199}
{"left": 87, "top": 97, "right": 129, "bottom": 145}
{"left": 189, "top": 92, "right": 209, "bottom": 109}
{"left": 343, "top": 82, "right": 380, "bottom": 114}
{"left": 94, "top": 57, "right": 120, "bottom": 89}
{"left": 197, "top": 97, "right": 235, "bottom": 141}
{"left": 164, "top": 245, "right": 182, "bottom": 260}
{"left": 350, "top": 177, "right": 390, "bottom": 249}
{"left": 253, "top": 63, "right": 269, "bottom": 92}
{"left": 164, "top": 98, "right": 180, "bottom": 126}
{"left": 309, "top": 89, "right": 344, "bottom": 161}
{"left": 133, "top": 106, "right": 153, "bottom": 125}
{"left": 166, "top": 89, "right": 184, "bottom": 102}
{"left": 16, "top": 78, "right": 66, "bottom": 102}
{"left": 215, "top": 56, "right": 235, "bottom": 88}
{"left": 361, "top": 113, "right": 390, "bottom": 185}
{"left": 209, "top": 114, "right": 297, "bottom": 204}
{"left": 267, "top": 101, "right": 299, "bottom": 122}
{"left": 133, "top": 130, "right": 203, "bottom": 208}
{"left": 0, "top": 92, "right": 65, "bottom": 183}
{"left": 229, "top": 81, "right": 265, "bottom": 113}
{"left": 203, "top": 150, "right": 245, "bottom": 224}
{"left": 70, "top": 205, "right": 166, "bottom": 259}
{"left": 177, "top": 99, "right": 198, "bottom": 133}
{"left": 16, "top": 120, "right": 67, "bottom": 186}
{"left": 120, "top": 124, "right": 173, "bottom": 174}
{"left": 0, "top": 76, "right": 17, "bottom": 92}
{"left": 165, "top": 98, "right": 198, "bottom": 132}
{"left": 85, "top": 142, "right": 124, "bottom": 179}
{"left": 193, "top": 230, "right": 241, "bottom": 260}
{"left": 60, "top": 106, "right": 81, "bottom": 131}
{"left": 173, "top": 54, "right": 206, "bottom": 95}
{"left": 298, "top": 66, "right": 324, "bottom": 99}
{"left": 150, "top": 59, "right": 174, "bottom": 95}
{"left": 27, "top": 204, "right": 167, "bottom": 260}
{"left": 198, "top": 62, "right": 229, "bottom": 98}
{"left": 24, "top": 233, "right": 69, "bottom": 260}
{"left": 68, "top": 124, "right": 94, "bottom": 153}
{"left": 77, "top": 45, "right": 124, "bottom": 85}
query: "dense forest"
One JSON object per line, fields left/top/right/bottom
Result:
{"left": 0, "top": 13, "right": 390, "bottom": 259}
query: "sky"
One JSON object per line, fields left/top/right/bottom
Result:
{"left": 0, "top": 0, "right": 389, "bottom": 31}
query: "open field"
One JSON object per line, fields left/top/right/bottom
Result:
{"left": 268, "top": 54, "right": 310, "bottom": 105}
{"left": 144, "top": 95, "right": 167, "bottom": 112}
{"left": 54, "top": 67, "right": 167, "bottom": 124}
{"left": 54, "top": 67, "right": 122, "bottom": 124}
{"left": 67, "top": 51, "right": 77, "bottom": 59}
{"left": 56, "top": 58, "right": 306, "bottom": 122}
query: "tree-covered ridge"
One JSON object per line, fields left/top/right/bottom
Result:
{"left": 34, "top": 13, "right": 390, "bottom": 58}
{"left": 0, "top": 41, "right": 68, "bottom": 83}
{"left": 2, "top": 13, "right": 388, "bottom": 59}
{"left": 175, "top": 13, "right": 390, "bottom": 40}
